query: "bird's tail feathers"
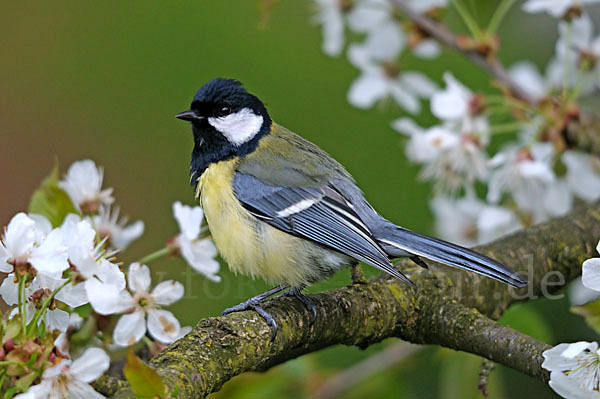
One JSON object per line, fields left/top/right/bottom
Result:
{"left": 378, "top": 228, "right": 527, "bottom": 288}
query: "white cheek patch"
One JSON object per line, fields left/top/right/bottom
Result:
{"left": 207, "top": 108, "right": 264, "bottom": 146}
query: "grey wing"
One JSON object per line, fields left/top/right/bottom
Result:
{"left": 233, "top": 172, "right": 413, "bottom": 284}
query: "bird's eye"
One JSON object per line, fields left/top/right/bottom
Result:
{"left": 217, "top": 106, "right": 231, "bottom": 117}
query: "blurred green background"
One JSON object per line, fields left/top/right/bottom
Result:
{"left": 1, "top": 1, "right": 596, "bottom": 398}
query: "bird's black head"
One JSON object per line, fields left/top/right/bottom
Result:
{"left": 176, "top": 78, "right": 272, "bottom": 184}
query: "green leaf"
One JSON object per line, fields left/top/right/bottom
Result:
{"left": 571, "top": 298, "right": 600, "bottom": 334}
{"left": 123, "top": 350, "right": 167, "bottom": 399}
{"left": 4, "top": 386, "right": 18, "bottom": 399}
{"left": 28, "top": 164, "right": 78, "bottom": 228}
{"left": 73, "top": 303, "right": 93, "bottom": 318}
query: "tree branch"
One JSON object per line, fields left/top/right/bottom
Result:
{"left": 98, "top": 202, "right": 600, "bottom": 398}
{"left": 391, "top": 0, "right": 535, "bottom": 104}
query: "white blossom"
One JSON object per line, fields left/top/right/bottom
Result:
{"left": 394, "top": 120, "right": 460, "bottom": 163}
{"left": 314, "top": 0, "right": 346, "bottom": 56}
{"left": 563, "top": 150, "right": 600, "bottom": 202}
{"left": 347, "top": 44, "right": 436, "bottom": 113}
{"left": 509, "top": 60, "right": 565, "bottom": 101}
{"left": 570, "top": 277, "right": 600, "bottom": 305}
{"left": 347, "top": 0, "right": 444, "bottom": 59}
{"left": 431, "top": 195, "right": 522, "bottom": 246}
{"left": 89, "top": 206, "right": 144, "bottom": 250}
{"left": 412, "top": 40, "right": 441, "bottom": 59}
{"left": 113, "top": 263, "right": 185, "bottom": 346}
{"left": 57, "top": 214, "right": 125, "bottom": 314}
{"left": 542, "top": 341, "right": 600, "bottom": 398}
{"left": 77, "top": 258, "right": 126, "bottom": 315}
{"left": 554, "top": 14, "right": 600, "bottom": 92}
{"left": 1, "top": 272, "right": 86, "bottom": 310}
{"left": 59, "top": 214, "right": 96, "bottom": 262}
{"left": 347, "top": 0, "right": 390, "bottom": 34}
{"left": 582, "top": 240, "right": 600, "bottom": 291}
{"left": 15, "top": 347, "right": 109, "bottom": 399}
{"left": 59, "top": 160, "right": 114, "bottom": 212}
{"left": 0, "top": 213, "right": 69, "bottom": 279}
{"left": 393, "top": 113, "right": 488, "bottom": 191}
{"left": 523, "top": 0, "right": 600, "bottom": 18}
{"left": 487, "top": 143, "right": 566, "bottom": 223}
{"left": 0, "top": 274, "right": 75, "bottom": 332}
{"left": 347, "top": 0, "right": 403, "bottom": 61}
{"left": 172, "top": 202, "right": 221, "bottom": 282}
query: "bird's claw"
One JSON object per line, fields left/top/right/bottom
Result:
{"left": 251, "top": 305, "right": 278, "bottom": 341}
{"left": 221, "top": 285, "right": 289, "bottom": 341}
{"left": 221, "top": 285, "right": 317, "bottom": 341}
{"left": 222, "top": 300, "right": 279, "bottom": 341}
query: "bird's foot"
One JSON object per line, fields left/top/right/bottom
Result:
{"left": 350, "top": 264, "right": 368, "bottom": 285}
{"left": 275, "top": 287, "right": 317, "bottom": 326}
{"left": 222, "top": 285, "right": 288, "bottom": 341}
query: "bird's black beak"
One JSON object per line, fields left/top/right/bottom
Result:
{"left": 175, "top": 110, "right": 204, "bottom": 122}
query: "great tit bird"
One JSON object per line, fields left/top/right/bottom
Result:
{"left": 176, "top": 78, "right": 527, "bottom": 339}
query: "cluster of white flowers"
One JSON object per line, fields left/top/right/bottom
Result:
{"left": 316, "top": 0, "right": 444, "bottom": 114}
{"left": 313, "top": 0, "right": 600, "bottom": 246}
{"left": 0, "top": 159, "right": 220, "bottom": 398}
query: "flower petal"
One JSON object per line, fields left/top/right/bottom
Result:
{"left": 431, "top": 72, "right": 470, "bottom": 120}
{"left": 173, "top": 202, "right": 204, "bottom": 241}
{"left": 549, "top": 370, "right": 600, "bottom": 399}
{"left": 56, "top": 282, "right": 89, "bottom": 308}
{"left": 70, "top": 347, "right": 110, "bottom": 383}
{"left": 111, "top": 220, "right": 144, "bottom": 250}
{"left": 45, "top": 309, "right": 70, "bottom": 333}
{"left": 390, "top": 82, "right": 420, "bottom": 114}
{"left": 3, "top": 213, "right": 37, "bottom": 258}
{"left": 13, "top": 380, "right": 52, "bottom": 399}
{"left": 569, "top": 277, "right": 600, "bottom": 305}
{"left": 412, "top": 39, "right": 440, "bottom": 59}
{"left": 127, "top": 263, "right": 151, "bottom": 294}
{"left": 399, "top": 72, "right": 438, "bottom": 97}
{"left": 315, "top": 0, "right": 344, "bottom": 56}
{"left": 0, "top": 274, "right": 19, "bottom": 305}
{"left": 391, "top": 118, "right": 424, "bottom": 137}
{"left": 29, "top": 229, "right": 69, "bottom": 279}
{"left": 509, "top": 61, "right": 547, "bottom": 101}
{"left": 113, "top": 311, "right": 147, "bottom": 347}
{"left": 152, "top": 280, "right": 184, "bottom": 306}
{"left": 347, "top": 0, "right": 389, "bottom": 33}
{"left": 86, "top": 279, "right": 129, "bottom": 315}
{"left": 0, "top": 244, "right": 12, "bottom": 273}
{"left": 563, "top": 151, "right": 600, "bottom": 202}
{"left": 362, "top": 20, "right": 405, "bottom": 61}
{"left": 67, "top": 380, "right": 106, "bottom": 399}
{"left": 180, "top": 238, "right": 221, "bottom": 282}
{"left": 583, "top": 258, "right": 600, "bottom": 291}
{"left": 347, "top": 71, "right": 388, "bottom": 109}
{"left": 147, "top": 309, "right": 181, "bottom": 344}
{"left": 59, "top": 160, "right": 114, "bottom": 209}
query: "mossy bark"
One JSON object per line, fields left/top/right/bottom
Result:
{"left": 98, "top": 203, "right": 600, "bottom": 398}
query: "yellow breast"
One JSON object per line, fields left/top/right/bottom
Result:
{"left": 197, "top": 159, "right": 327, "bottom": 287}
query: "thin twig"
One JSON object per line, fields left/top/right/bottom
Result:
{"left": 391, "top": 0, "right": 535, "bottom": 104}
